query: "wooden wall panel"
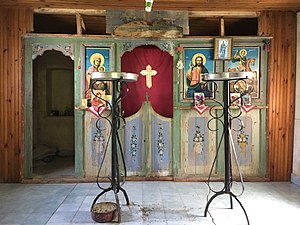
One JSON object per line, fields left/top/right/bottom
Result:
{"left": 259, "top": 11, "right": 296, "bottom": 181}
{"left": 0, "top": 8, "right": 297, "bottom": 182}
{"left": 0, "top": 8, "right": 33, "bottom": 182}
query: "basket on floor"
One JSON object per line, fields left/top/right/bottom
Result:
{"left": 91, "top": 202, "right": 118, "bottom": 223}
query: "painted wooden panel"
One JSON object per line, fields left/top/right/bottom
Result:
{"left": 84, "top": 112, "right": 111, "bottom": 177}
{"left": 123, "top": 101, "right": 172, "bottom": 177}
{"left": 231, "top": 116, "right": 253, "bottom": 166}
{"left": 230, "top": 110, "right": 262, "bottom": 176}
{"left": 187, "top": 117, "right": 209, "bottom": 167}
{"left": 124, "top": 113, "right": 145, "bottom": 176}
{"left": 151, "top": 113, "right": 172, "bottom": 176}
{"left": 180, "top": 108, "right": 264, "bottom": 177}
{"left": 181, "top": 109, "right": 217, "bottom": 175}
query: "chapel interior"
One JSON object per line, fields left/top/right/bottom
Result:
{"left": 0, "top": 0, "right": 299, "bottom": 187}
{"left": 0, "top": 1, "right": 300, "bottom": 224}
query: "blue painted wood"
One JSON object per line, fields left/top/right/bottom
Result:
{"left": 188, "top": 117, "right": 209, "bottom": 166}
{"left": 231, "top": 116, "right": 253, "bottom": 166}
{"left": 91, "top": 118, "right": 109, "bottom": 167}
{"left": 124, "top": 116, "right": 144, "bottom": 173}
{"left": 151, "top": 115, "right": 171, "bottom": 172}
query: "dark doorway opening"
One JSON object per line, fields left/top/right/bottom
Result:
{"left": 32, "top": 50, "right": 75, "bottom": 177}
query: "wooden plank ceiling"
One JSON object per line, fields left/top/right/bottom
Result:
{"left": 1, "top": 0, "right": 298, "bottom": 36}
{"left": 0, "top": 0, "right": 300, "bottom": 12}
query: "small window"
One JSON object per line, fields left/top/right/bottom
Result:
{"left": 34, "top": 13, "right": 106, "bottom": 35}
{"left": 189, "top": 17, "right": 258, "bottom": 36}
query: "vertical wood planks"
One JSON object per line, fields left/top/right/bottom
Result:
{"left": 0, "top": 8, "right": 33, "bottom": 182}
{"left": 259, "top": 11, "right": 296, "bottom": 181}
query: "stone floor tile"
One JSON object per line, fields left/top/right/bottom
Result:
{"left": 0, "top": 181, "right": 300, "bottom": 225}
{"left": 72, "top": 211, "right": 94, "bottom": 223}
{"left": 164, "top": 209, "right": 190, "bottom": 221}
{"left": 21, "top": 212, "right": 52, "bottom": 225}
{"left": 47, "top": 211, "right": 76, "bottom": 223}
{"left": 56, "top": 203, "right": 82, "bottom": 212}
{"left": 143, "top": 221, "right": 167, "bottom": 225}
{"left": 46, "top": 223, "right": 71, "bottom": 225}
{"left": 0, "top": 213, "right": 29, "bottom": 224}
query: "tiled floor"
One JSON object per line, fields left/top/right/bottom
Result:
{"left": 0, "top": 181, "right": 300, "bottom": 225}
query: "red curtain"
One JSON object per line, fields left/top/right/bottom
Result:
{"left": 121, "top": 45, "right": 173, "bottom": 118}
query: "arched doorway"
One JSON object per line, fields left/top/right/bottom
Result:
{"left": 32, "top": 50, "right": 75, "bottom": 177}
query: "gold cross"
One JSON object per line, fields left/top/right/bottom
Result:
{"left": 140, "top": 64, "right": 157, "bottom": 88}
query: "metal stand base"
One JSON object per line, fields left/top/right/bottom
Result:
{"left": 204, "top": 190, "right": 250, "bottom": 225}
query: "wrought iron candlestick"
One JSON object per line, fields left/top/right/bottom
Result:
{"left": 203, "top": 72, "right": 253, "bottom": 225}
{"left": 90, "top": 72, "right": 138, "bottom": 223}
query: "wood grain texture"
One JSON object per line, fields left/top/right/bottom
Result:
{"left": 0, "top": 0, "right": 299, "bottom": 11}
{"left": 0, "top": 8, "right": 33, "bottom": 182}
{"left": 259, "top": 11, "right": 296, "bottom": 181}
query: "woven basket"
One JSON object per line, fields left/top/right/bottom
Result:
{"left": 91, "top": 202, "right": 118, "bottom": 223}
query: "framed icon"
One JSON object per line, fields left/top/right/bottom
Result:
{"left": 226, "top": 46, "right": 260, "bottom": 98}
{"left": 84, "top": 47, "right": 111, "bottom": 99}
{"left": 180, "top": 46, "right": 215, "bottom": 100}
{"left": 214, "top": 37, "right": 232, "bottom": 60}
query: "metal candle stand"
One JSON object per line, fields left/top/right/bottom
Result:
{"left": 90, "top": 72, "right": 138, "bottom": 223}
{"left": 203, "top": 72, "right": 253, "bottom": 225}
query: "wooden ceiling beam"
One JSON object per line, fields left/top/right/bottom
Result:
{"left": 34, "top": 8, "right": 106, "bottom": 16}
{"left": 1, "top": 0, "right": 299, "bottom": 12}
{"left": 189, "top": 11, "right": 259, "bottom": 18}
{"left": 34, "top": 8, "right": 259, "bottom": 18}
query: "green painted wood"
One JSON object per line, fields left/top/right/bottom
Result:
{"left": 216, "top": 109, "right": 225, "bottom": 175}
{"left": 24, "top": 38, "right": 33, "bottom": 179}
{"left": 74, "top": 42, "right": 84, "bottom": 177}
{"left": 172, "top": 109, "right": 181, "bottom": 176}
{"left": 172, "top": 46, "right": 181, "bottom": 176}
{"left": 23, "top": 36, "right": 82, "bottom": 179}
{"left": 260, "top": 109, "right": 267, "bottom": 176}
{"left": 259, "top": 48, "right": 269, "bottom": 177}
